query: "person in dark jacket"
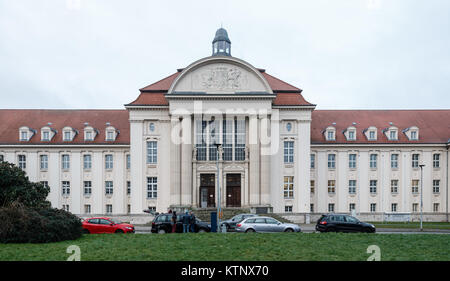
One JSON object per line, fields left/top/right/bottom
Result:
{"left": 189, "top": 211, "right": 196, "bottom": 233}
{"left": 171, "top": 211, "right": 177, "bottom": 233}
{"left": 182, "top": 211, "right": 190, "bottom": 233}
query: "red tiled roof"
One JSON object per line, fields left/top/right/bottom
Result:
{"left": 311, "top": 110, "right": 450, "bottom": 144}
{"left": 0, "top": 110, "right": 130, "bottom": 145}
{"left": 128, "top": 69, "right": 313, "bottom": 106}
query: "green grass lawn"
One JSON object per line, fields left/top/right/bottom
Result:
{"left": 0, "top": 233, "right": 449, "bottom": 261}
{"left": 369, "top": 221, "right": 450, "bottom": 230}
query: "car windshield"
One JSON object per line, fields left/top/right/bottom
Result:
{"left": 346, "top": 216, "right": 359, "bottom": 223}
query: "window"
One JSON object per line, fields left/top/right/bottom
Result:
{"left": 410, "top": 131, "right": 418, "bottom": 140}
{"left": 127, "top": 205, "right": 131, "bottom": 214}
{"left": 391, "top": 203, "right": 397, "bottom": 212}
{"left": 310, "top": 180, "right": 315, "bottom": 194}
{"left": 62, "top": 154, "right": 70, "bottom": 170}
{"left": 389, "top": 130, "right": 397, "bottom": 140}
{"left": 127, "top": 181, "right": 131, "bottom": 195}
{"left": 85, "top": 131, "right": 93, "bottom": 141}
{"left": 40, "top": 181, "right": 49, "bottom": 189}
{"left": 328, "top": 203, "right": 335, "bottom": 213}
{"left": 105, "top": 154, "right": 113, "bottom": 170}
{"left": 40, "top": 155, "right": 48, "bottom": 170}
{"left": 370, "top": 154, "right": 377, "bottom": 169}
{"left": 411, "top": 180, "right": 419, "bottom": 194}
{"left": 83, "top": 154, "right": 92, "bottom": 169}
{"left": 370, "top": 203, "right": 376, "bottom": 213}
{"left": 391, "top": 154, "right": 399, "bottom": 169}
{"left": 84, "top": 205, "right": 91, "bottom": 214}
{"left": 284, "top": 141, "right": 294, "bottom": 163}
{"left": 106, "top": 131, "right": 115, "bottom": 141}
{"left": 62, "top": 181, "right": 70, "bottom": 196}
{"left": 310, "top": 204, "right": 314, "bottom": 213}
{"left": 286, "top": 122, "right": 292, "bottom": 132}
{"left": 349, "top": 154, "right": 357, "bottom": 169}
{"left": 62, "top": 205, "right": 70, "bottom": 212}
{"left": 370, "top": 180, "right": 377, "bottom": 194}
{"left": 310, "top": 154, "right": 315, "bottom": 169}
{"left": 433, "top": 203, "right": 439, "bottom": 212}
{"left": 433, "top": 154, "right": 440, "bottom": 168}
{"left": 126, "top": 154, "right": 131, "bottom": 169}
{"left": 147, "top": 141, "right": 157, "bottom": 164}
{"left": 106, "top": 204, "right": 112, "bottom": 214}
{"left": 285, "top": 206, "right": 293, "bottom": 213}
{"left": 195, "top": 120, "right": 207, "bottom": 161}
{"left": 283, "top": 176, "right": 294, "bottom": 198}
{"left": 105, "top": 181, "right": 113, "bottom": 195}
{"left": 327, "top": 130, "right": 335, "bottom": 141}
{"left": 0, "top": 155, "right": 3, "bottom": 162}
{"left": 234, "top": 119, "right": 246, "bottom": 161}
{"left": 18, "top": 155, "right": 26, "bottom": 169}
{"left": 412, "top": 154, "right": 419, "bottom": 168}
{"left": 369, "top": 131, "right": 376, "bottom": 140}
{"left": 348, "top": 180, "right": 356, "bottom": 194}
{"left": 412, "top": 203, "right": 418, "bottom": 212}
{"left": 84, "top": 181, "right": 92, "bottom": 196}
{"left": 42, "top": 131, "right": 50, "bottom": 141}
{"left": 147, "top": 177, "right": 157, "bottom": 198}
{"left": 149, "top": 123, "right": 155, "bottom": 132}
{"left": 328, "top": 180, "right": 336, "bottom": 194}
{"left": 64, "top": 131, "right": 71, "bottom": 141}
{"left": 348, "top": 131, "right": 355, "bottom": 140}
{"left": 433, "top": 180, "right": 440, "bottom": 194}
{"left": 20, "top": 131, "right": 28, "bottom": 141}
{"left": 391, "top": 180, "right": 398, "bottom": 193}
{"left": 328, "top": 154, "right": 336, "bottom": 169}
{"left": 349, "top": 203, "right": 356, "bottom": 212}
{"left": 222, "top": 120, "right": 233, "bottom": 161}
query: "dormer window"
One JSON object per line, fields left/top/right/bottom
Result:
{"left": 19, "top": 127, "right": 35, "bottom": 142}
{"left": 324, "top": 126, "right": 336, "bottom": 141}
{"left": 385, "top": 126, "right": 398, "bottom": 141}
{"left": 105, "top": 126, "right": 118, "bottom": 141}
{"left": 84, "top": 126, "right": 97, "bottom": 141}
{"left": 345, "top": 126, "right": 357, "bottom": 141}
{"left": 42, "top": 131, "right": 50, "bottom": 141}
{"left": 369, "top": 131, "right": 376, "bottom": 140}
{"left": 348, "top": 131, "right": 355, "bottom": 140}
{"left": 404, "top": 126, "right": 419, "bottom": 141}
{"left": 62, "top": 127, "right": 77, "bottom": 142}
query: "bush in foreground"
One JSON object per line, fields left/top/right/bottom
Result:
{"left": 0, "top": 202, "right": 82, "bottom": 243}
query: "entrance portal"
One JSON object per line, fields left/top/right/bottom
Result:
{"left": 226, "top": 174, "right": 241, "bottom": 207}
{"left": 200, "top": 174, "right": 215, "bottom": 208}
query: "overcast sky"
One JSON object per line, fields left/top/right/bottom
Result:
{"left": 0, "top": 0, "right": 449, "bottom": 110}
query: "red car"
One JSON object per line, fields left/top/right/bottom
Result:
{"left": 82, "top": 217, "right": 135, "bottom": 234}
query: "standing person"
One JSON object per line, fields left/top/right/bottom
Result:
{"left": 171, "top": 211, "right": 177, "bottom": 233}
{"left": 182, "top": 211, "right": 190, "bottom": 233}
{"left": 189, "top": 211, "right": 196, "bottom": 233}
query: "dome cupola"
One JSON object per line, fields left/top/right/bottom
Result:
{"left": 212, "top": 27, "right": 231, "bottom": 56}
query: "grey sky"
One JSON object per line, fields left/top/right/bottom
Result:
{"left": 0, "top": 0, "right": 449, "bottom": 109}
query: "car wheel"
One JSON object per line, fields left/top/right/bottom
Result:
{"left": 198, "top": 228, "right": 206, "bottom": 233}
{"left": 158, "top": 229, "right": 166, "bottom": 234}
{"left": 327, "top": 227, "right": 336, "bottom": 233}
{"left": 82, "top": 229, "right": 90, "bottom": 234}
{"left": 284, "top": 228, "right": 294, "bottom": 232}
{"left": 115, "top": 229, "right": 124, "bottom": 234}
{"left": 245, "top": 229, "right": 255, "bottom": 233}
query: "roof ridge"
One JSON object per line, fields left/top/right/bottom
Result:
{"left": 139, "top": 72, "right": 179, "bottom": 92}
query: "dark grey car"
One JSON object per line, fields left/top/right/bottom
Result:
{"left": 220, "top": 213, "right": 258, "bottom": 231}
{"left": 235, "top": 216, "right": 301, "bottom": 233}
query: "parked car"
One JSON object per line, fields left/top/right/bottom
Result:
{"left": 315, "top": 214, "right": 376, "bottom": 233}
{"left": 220, "top": 213, "right": 258, "bottom": 231}
{"left": 235, "top": 216, "right": 301, "bottom": 233}
{"left": 82, "top": 217, "right": 135, "bottom": 234}
{"left": 151, "top": 213, "right": 211, "bottom": 233}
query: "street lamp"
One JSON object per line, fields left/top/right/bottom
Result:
{"left": 419, "top": 164, "right": 425, "bottom": 231}
{"left": 214, "top": 142, "right": 222, "bottom": 232}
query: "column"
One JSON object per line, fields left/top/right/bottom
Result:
{"left": 297, "top": 120, "right": 311, "bottom": 213}
{"left": 260, "top": 116, "right": 271, "bottom": 205}
{"left": 181, "top": 115, "right": 192, "bottom": 206}
{"left": 71, "top": 151, "right": 82, "bottom": 215}
{"left": 130, "top": 121, "right": 144, "bottom": 214}
{"left": 170, "top": 116, "right": 182, "bottom": 206}
{"left": 248, "top": 114, "right": 260, "bottom": 205}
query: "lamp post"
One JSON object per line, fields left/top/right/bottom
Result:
{"left": 214, "top": 142, "right": 222, "bottom": 232}
{"left": 419, "top": 164, "right": 425, "bottom": 231}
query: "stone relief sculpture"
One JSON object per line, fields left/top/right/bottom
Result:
{"left": 201, "top": 66, "right": 243, "bottom": 90}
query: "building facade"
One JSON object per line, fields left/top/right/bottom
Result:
{"left": 0, "top": 29, "right": 449, "bottom": 221}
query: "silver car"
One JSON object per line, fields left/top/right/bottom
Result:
{"left": 235, "top": 216, "right": 301, "bottom": 233}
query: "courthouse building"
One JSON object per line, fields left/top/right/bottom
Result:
{"left": 0, "top": 28, "right": 449, "bottom": 221}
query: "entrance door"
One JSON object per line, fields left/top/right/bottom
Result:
{"left": 200, "top": 174, "right": 215, "bottom": 208}
{"left": 226, "top": 174, "right": 241, "bottom": 207}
